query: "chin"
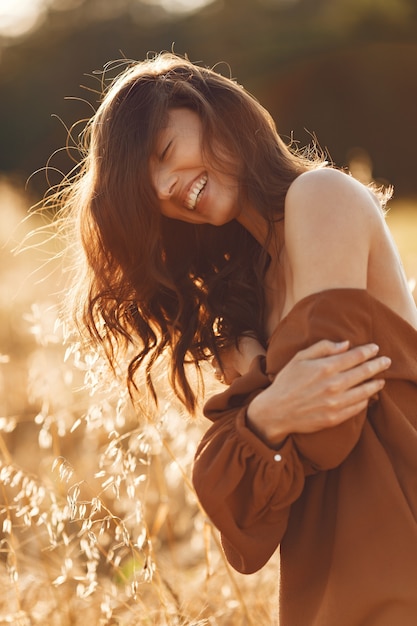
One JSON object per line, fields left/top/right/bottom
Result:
{"left": 206, "top": 205, "right": 240, "bottom": 226}
{"left": 208, "top": 215, "right": 235, "bottom": 227}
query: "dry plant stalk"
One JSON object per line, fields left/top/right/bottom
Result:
{"left": 0, "top": 291, "right": 278, "bottom": 625}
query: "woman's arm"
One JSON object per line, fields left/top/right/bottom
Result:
{"left": 247, "top": 168, "right": 390, "bottom": 445}
{"left": 285, "top": 167, "right": 373, "bottom": 298}
{"left": 193, "top": 170, "right": 392, "bottom": 574}
{"left": 247, "top": 338, "right": 389, "bottom": 446}
{"left": 194, "top": 288, "right": 392, "bottom": 573}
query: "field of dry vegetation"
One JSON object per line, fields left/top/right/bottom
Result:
{"left": 0, "top": 178, "right": 416, "bottom": 626}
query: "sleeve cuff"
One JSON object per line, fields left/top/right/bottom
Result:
{"left": 235, "top": 407, "right": 293, "bottom": 464}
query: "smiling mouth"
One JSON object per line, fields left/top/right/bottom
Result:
{"left": 185, "top": 175, "right": 208, "bottom": 210}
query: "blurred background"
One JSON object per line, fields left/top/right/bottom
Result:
{"left": 0, "top": 1, "right": 416, "bottom": 624}
{"left": 1, "top": 0, "right": 417, "bottom": 197}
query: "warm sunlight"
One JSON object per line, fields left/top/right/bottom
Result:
{"left": 143, "top": 0, "right": 215, "bottom": 14}
{"left": 0, "top": 0, "right": 215, "bottom": 40}
{"left": 0, "top": 0, "right": 47, "bottom": 37}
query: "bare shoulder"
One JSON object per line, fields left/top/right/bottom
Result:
{"left": 285, "top": 167, "right": 382, "bottom": 217}
{"left": 284, "top": 168, "right": 383, "bottom": 299}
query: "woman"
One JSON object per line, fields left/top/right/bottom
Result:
{"left": 61, "top": 53, "right": 417, "bottom": 624}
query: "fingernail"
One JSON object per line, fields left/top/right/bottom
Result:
{"left": 381, "top": 357, "right": 391, "bottom": 366}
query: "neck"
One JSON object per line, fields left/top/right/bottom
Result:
{"left": 236, "top": 203, "right": 282, "bottom": 261}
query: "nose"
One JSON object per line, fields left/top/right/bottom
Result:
{"left": 155, "top": 170, "right": 178, "bottom": 200}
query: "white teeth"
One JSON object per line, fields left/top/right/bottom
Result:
{"left": 185, "top": 175, "right": 207, "bottom": 210}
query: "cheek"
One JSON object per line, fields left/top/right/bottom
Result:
{"left": 217, "top": 174, "right": 240, "bottom": 199}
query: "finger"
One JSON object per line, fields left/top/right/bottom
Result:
{"left": 313, "top": 343, "right": 382, "bottom": 375}
{"left": 338, "top": 378, "right": 385, "bottom": 408}
{"left": 322, "top": 399, "right": 369, "bottom": 428}
{"left": 320, "top": 379, "right": 385, "bottom": 428}
{"left": 297, "top": 341, "right": 381, "bottom": 371}
{"left": 339, "top": 356, "right": 391, "bottom": 389}
{"left": 296, "top": 339, "right": 350, "bottom": 360}
{"left": 332, "top": 343, "right": 385, "bottom": 373}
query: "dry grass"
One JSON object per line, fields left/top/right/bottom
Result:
{"left": 0, "top": 178, "right": 415, "bottom": 626}
{"left": 0, "top": 178, "right": 279, "bottom": 626}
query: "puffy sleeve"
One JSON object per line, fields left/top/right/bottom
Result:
{"left": 193, "top": 355, "right": 306, "bottom": 573}
{"left": 193, "top": 289, "right": 376, "bottom": 574}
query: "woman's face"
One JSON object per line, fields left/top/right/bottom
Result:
{"left": 150, "top": 108, "right": 241, "bottom": 226}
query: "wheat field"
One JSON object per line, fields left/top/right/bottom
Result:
{"left": 0, "top": 177, "right": 416, "bottom": 626}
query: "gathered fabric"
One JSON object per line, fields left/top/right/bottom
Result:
{"left": 193, "top": 288, "right": 417, "bottom": 626}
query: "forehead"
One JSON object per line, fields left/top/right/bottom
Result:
{"left": 162, "top": 107, "right": 202, "bottom": 137}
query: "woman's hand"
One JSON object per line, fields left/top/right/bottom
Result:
{"left": 212, "top": 336, "right": 266, "bottom": 385}
{"left": 246, "top": 339, "right": 391, "bottom": 445}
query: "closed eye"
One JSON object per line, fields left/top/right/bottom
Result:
{"left": 160, "top": 140, "right": 173, "bottom": 161}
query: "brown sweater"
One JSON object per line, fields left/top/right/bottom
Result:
{"left": 193, "top": 289, "right": 417, "bottom": 625}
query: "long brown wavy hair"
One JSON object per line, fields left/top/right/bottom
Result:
{"left": 58, "top": 52, "right": 322, "bottom": 412}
